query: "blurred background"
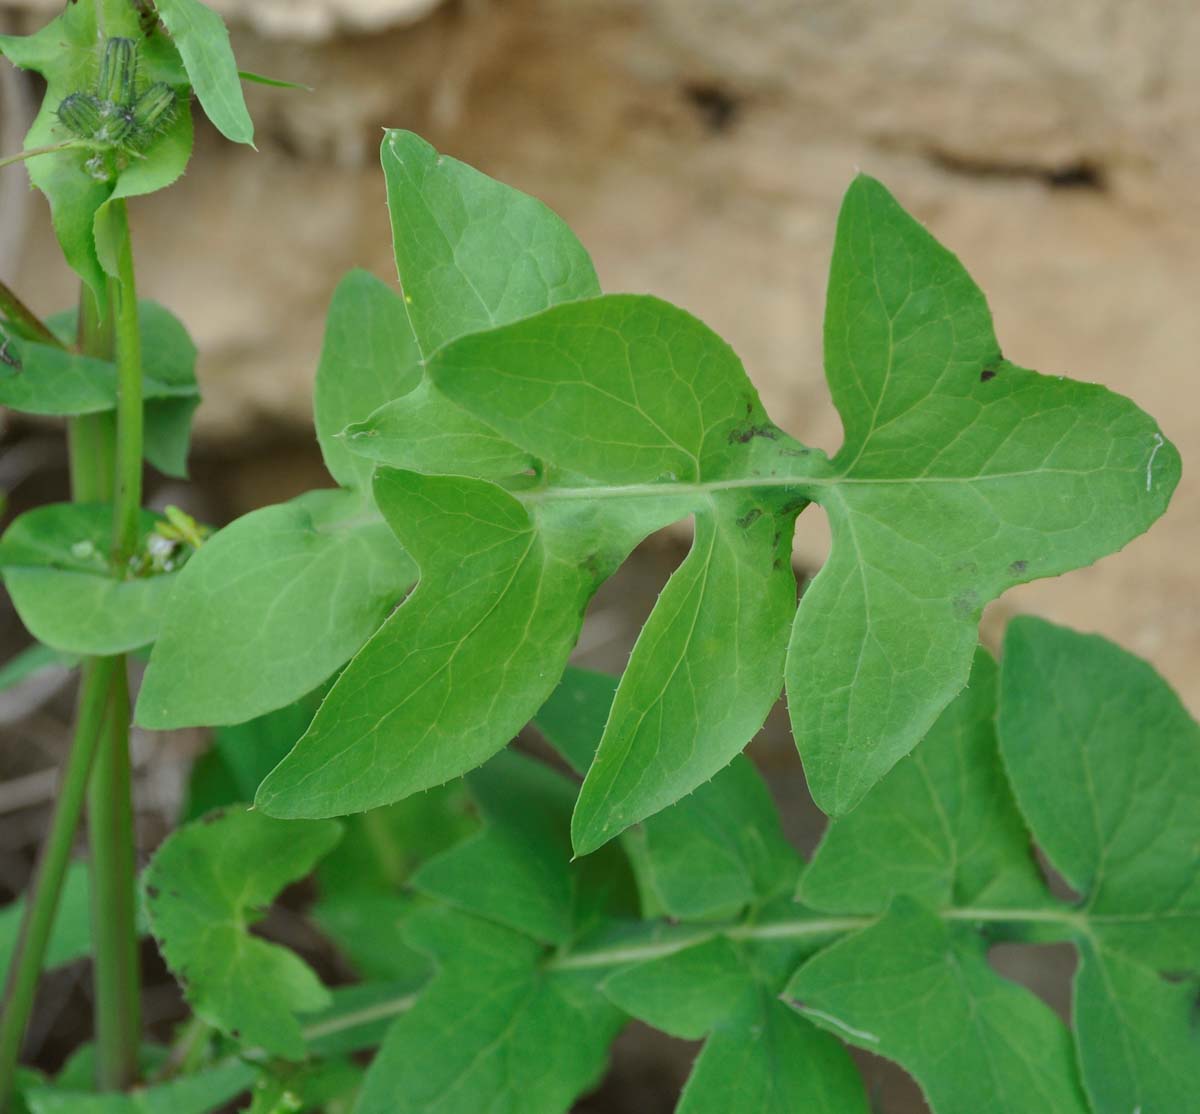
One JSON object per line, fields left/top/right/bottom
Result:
{"left": 2, "top": 1, "right": 1198, "bottom": 1110}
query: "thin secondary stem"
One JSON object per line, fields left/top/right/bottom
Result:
{"left": 0, "top": 659, "right": 119, "bottom": 1113}
{"left": 547, "top": 905, "right": 1085, "bottom": 972}
{"left": 0, "top": 141, "right": 93, "bottom": 172}
{"left": 0, "top": 280, "right": 63, "bottom": 347}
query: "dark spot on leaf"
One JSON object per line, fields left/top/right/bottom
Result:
{"left": 146, "top": 884, "right": 160, "bottom": 900}
{"left": 201, "top": 808, "right": 227, "bottom": 825}
{"left": 1009, "top": 559, "right": 1028, "bottom": 575}
{"left": 779, "top": 497, "right": 807, "bottom": 518}
{"left": 773, "top": 556, "right": 785, "bottom": 571}
{"left": 980, "top": 368, "right": 997, "bottom": 382}
{"left": 952, "top": 590, "right": 979, "bottom": 618}
{"left": 780, "top": 447, "right": 811, "bottom": 457}
{"left": 728, "top": 422, "right": 779, "bottom": 445}
{"left": 230, "top": 1029, "right": 241, "bottom": 1040}
{"left": 683, "top": 81, "right": 743, "bottom": 134}
{"left": 736, "top": 508, "right": 762, "bottom": 529}
{"left": 169, "top": 890, "right": 180, "bottom": 898}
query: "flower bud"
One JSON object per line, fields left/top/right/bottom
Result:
{"left": 132, "top": 83, "right": 177, "bottom": 136}
{"left": 98, "top": 37, "right": 138, "bottom": 107}
{"left": 57, "top": 92, "right": 104, "bottom": 139}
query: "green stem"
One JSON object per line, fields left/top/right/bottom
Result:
{"left": 76, "top": 203, "right": 145, "bottom": 1091}
{"left": 547, "top": 904, "right": 1086, "bottom": 972}
{"left": 108, "top": 200, "right": 144, "bottom": 564}
{"left": 70, "top": 286, "right": 117, "bottom": 503}
{"left": 0, "top": 659, "right": 119, "bottom": 1112}
{"left": 0, "top": 140, "right": 88, "bottom": 172}
{"left": 87, "top": 666, "right": 141, "bottom": 1090}
{"left": 0, "top": 281, "right": 63, "bottom": 348}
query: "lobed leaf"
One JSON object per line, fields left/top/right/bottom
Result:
{"left": 787, "top": 897, "right": 1091, "bottom": 1114}
{"left": 137, "top": 488, "right": 415, "bottom": 728}
{"left": 0, "top": 504, "right": 179, "bottom": 655}
{"left": 603, "top": 936, "right": 868, "bottom": 1112}
{"left": 799, "top": 648, "right": 1047, "bottom": 914}
{"left": 786, "top": 175, "right": 1179, "bottom": 814}
{"left": 313, "top": 269, "right": 422, "bottom": 491}
{"left": 411, "top": 752, "right": 577, "bottom": 944}
{"left": 535, "top": 668, "right": 805, "bottom": 921}
{"left": 997, "top": 617, "right": 1200, "bottom": 1112}
{"left": 142, "top": 807, "right": 341, "bottom": 1059}
{"left": 255, "top": 469, "right": 684, "bottom": 818}
{"left": 381, "top": 130, "right": 600, "bottom": 356}
{"left": 354, "top": 907, "right": 624, "bottom": 1114}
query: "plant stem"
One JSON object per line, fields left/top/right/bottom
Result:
{"left": 547, "top": 904, "right": 1086, "bottom": 972}
{"left": 0, "top": 658, "right": 119, "bottom": 1113}
{"left": 0, "top": 280, "right": 62, "bottom": 347}
{"left": 87, "top": 666, "right": 141, "bottom": 1091}
{"left": 70, "top": 286, "right": 117, "bottom": 503}
{"left": 0, "top": 140, "right": 88, "bottom": 172}
{"left": 78, "top": 200, "right": 145, "bottom": 1092}
{"left": 108, "top": 200, "right": 144, "bottom": 564}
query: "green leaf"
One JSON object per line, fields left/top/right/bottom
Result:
{"left": 534, "top": 668, "right": 800, "bottom": 920}
{"left": 238, "top": 70, "right": 313, "bottom": 92}
{"left": 23, "top": 1061, "right": 256, "bottom": 1114}
{"left": 1, "top": 863, "right": 92, "bottom": 980}
{"left": 24, "top": 1062, "right": 255, "bottom": 1114}
{"left": 787, "top": 897, "right": 1090, "bottom": 1113}
{"left": 799, "top": 648, "right": 1046, "bottom": 914}
{"left": 136, "top": 488, "right": 416, "bottom": 728}
{"left": 381, "top": 130, "right": 600, "bottom": 356}
{"left": 0, "top": 4, "right": 192, "bottom": 294}
{"left": 1073, "top": 944, "right": 1199, "bottom": 1114}
{"left": 313, "top": 270, "right": 422, "bottom": 491}
{"left": 998, "top": 618, "right": 1200, "bottom": 969}
{"left": 0, "top": 302, "right": 196, "bottom": 415}
{"left": 601, "top": 935, "right": 752, "bottom": 1040}
{"left": 676, "top": 999, "right": 868, "bottom": 1114}
{"left": 143, "top": 807, "right": 341, "bottom": 1059}
{"left": 183, "top": 695, "right": 322, "bottom": 821}
{"left": 0, "top": 301, "right": 199, "bottom": 475}
{"left": 313, "top": 782, "right": 476, "bottom": 983}
{"left": 426, "top": 295, "right": 802, "bottom": 854}
{"left": 423, "top": 174, "right": 1175, "bottom": 837}
{"left": 412, "top": 752, "right": 577, "bottom": 944}
{"left": 255, "top": 469, "right": 684, "bottom": 818}
{"left": 354, "top": 907, "right": 624, "bottom": 1114}
{"left": 997, "top": 618, "right": 1200, "bottom": 1113}
{"left": 342, "top": 380, "right": 537, "bottom": 483}
{"left": 0, "top": 504, "right": 179, "bottom": 655}
{"left": 785, "top": 175, "right": 1179, "bottom": 815}
{"left": 154, "top": 0, "right": 254, "bottom": 145}
{"left": 602, "top": 937, "right": 868, "bottom": 1112}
